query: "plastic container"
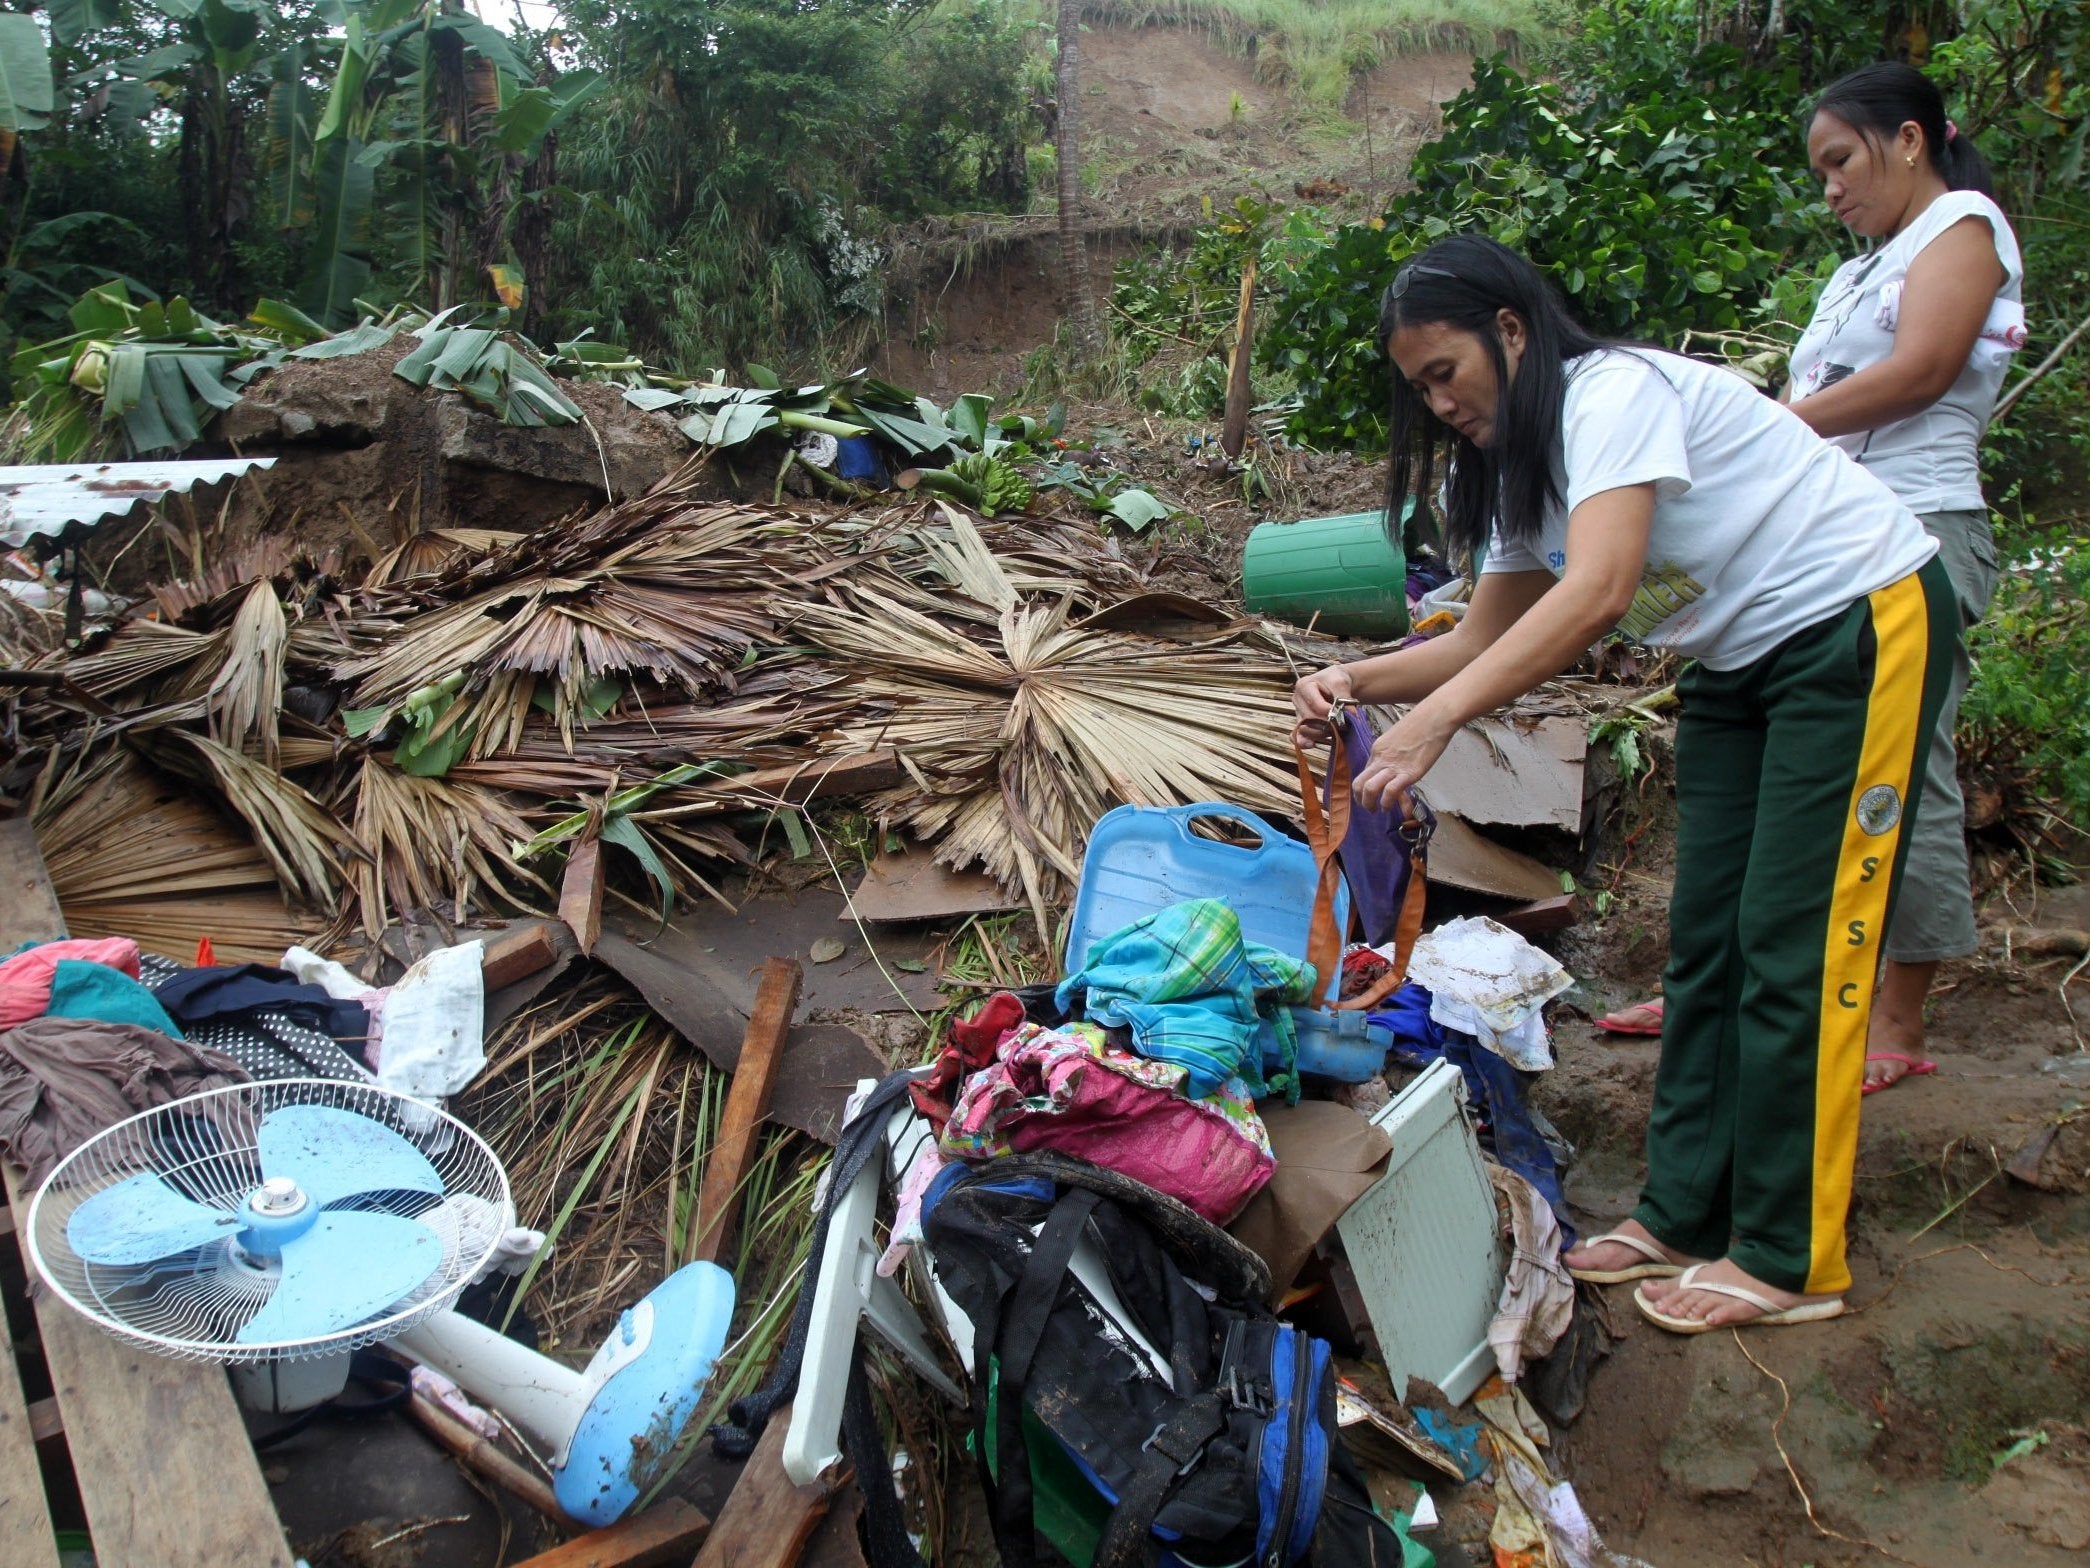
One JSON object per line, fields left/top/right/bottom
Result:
{"left": 1064, "top": 803, "right": 1388, "bottom": 1083}
{"left": 1242, "top": 507, "right": 1411, "bottom": 640}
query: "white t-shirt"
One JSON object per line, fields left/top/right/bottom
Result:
{"left": 1481, "top": 349, "right": 1937, "bottom": 671}
{"left": 1786, "top": 190, "right": 2024, "bottom": 513}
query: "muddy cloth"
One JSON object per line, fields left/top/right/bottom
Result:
{"left": 0, "top": 938, "right": 143, "bottom": 1030}
{"left": 908, "top": 990, "right": 1024, "bottom": 1133}
{"left": 140, "top": 954, "right": 369, "bottom": 1083}
{"left": 1486, "top": 1162, "right": 1575, "bottom": 1383}
{"left": 0, "top": 1016, "right": 248, "bottom": 1185}
{"left": 1377, "top": 981, "right": 1575, "bottom": 1246}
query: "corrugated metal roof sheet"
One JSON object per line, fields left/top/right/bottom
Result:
{"left": 0, "top": 457, "right": 277, "bottom": 551}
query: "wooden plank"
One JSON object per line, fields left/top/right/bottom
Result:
{"left": 2, "top": 1158, "right": 295, "bottom": 1568}
{"left": 505, "top": 1499, "right": 710, "bottom": 1568}
{"left": 688, "top": 959, "right": 802, "bottom": 1266}
{"left": 0, "top": 817, "right": 295, "bottom": 1568}
{"left": 0, "top": 819, "right": 66, "bottom": 949}
{"left": 1496, "top": 893, "right": 1579, "bottom": 938}
{"left": 0, "top": 1267, "right": 60, "bottom": 1568}
{"left": 481, "top": 921, "right": 561, "bottom": 991}
{"left": 690, "top": 1406, "right": 834, "bottom": 1568}
{"left": 560, "top": 838, "right": 605, "bottom": 956}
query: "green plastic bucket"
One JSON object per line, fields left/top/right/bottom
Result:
{"left": 1242, "top": 508, "right": 1410, "bottom": 640}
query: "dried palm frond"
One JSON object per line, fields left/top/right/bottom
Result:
{"left": 799, "top": 581, "right": 1300, "bottom": 926}
{"left": 346, "top": 758, "right": 552, "bottom": 938}
{"left": 31, "top": 747, "right": 306, "bottom": 962}
{"left": 137, "top": 730, "right": 352, "bottom": 908}
{"left": 61, "top": 620, "right": 226, "bottom": 704}
{"left": 363, "top": 528, "right": 522, "bottom": 588}
{"left": 149, "top": 536, "right": 304, "bottom": 624}
{"left": 206, "top": 580, "right": 286, "bottom": 765}
{"left": 333, "top": 500, "right": 793, "bottom": 756}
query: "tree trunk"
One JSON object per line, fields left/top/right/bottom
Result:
{"left": 1054, "top": 0, "right": 1102, "bottom": 364}
{"left": 178, "top": 58, "right": 250, "bottom": 313}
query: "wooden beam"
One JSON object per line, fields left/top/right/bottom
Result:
{"left": 560, "top": 838, "right": 605, "bottom": 956}
{"left": 481, "top": 921, "right": 561, "bottom": 991}
{"left": 26, "top": 1397, "right": 61, "bottom": 1443}
{"left": 687, "top": 959, "right": 802, "bottom": 1266}
{"left": 0, "top": 1272, "right": 59, "bottom": 1568}
{"left": 0, "top": 817, "right": 295, "bottom": 1568}
{"left": 690, "top": 1405, "right": 834, "bottom": 1568}
{"left": 505, "top": 1499, "right": 710, "bottom": 1568}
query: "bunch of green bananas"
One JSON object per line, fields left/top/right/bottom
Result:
{"left": 949, "top": 452, "right": 1033, "bottom": 516}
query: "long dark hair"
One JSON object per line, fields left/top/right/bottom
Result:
{"left": 1812, "top": 62, "right": 1994, "bottom": 198}
{"left": 1378, "top": 233, "right": 1606, "bottom": 564}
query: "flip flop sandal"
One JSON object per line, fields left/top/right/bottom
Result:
{"left": 1568, "top": 1229, "right": 1689, "bottom": 1284}
{"left": 1633, "top": 1264, "right": 1845, "bottom": 1335}
{"left": 1597, "top": 998, "right": 1664, "bottom": 1036}
{"left": 1862, "top": 1052, "right": 1939, "bottom": 1096}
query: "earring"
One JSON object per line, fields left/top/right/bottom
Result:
{"left": 1906, "top": 155, "right": 1916, "bottom": 166}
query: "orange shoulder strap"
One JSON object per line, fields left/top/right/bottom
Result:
{"left": 1295, "top": 735, "right": 1428, "bottom": 1013}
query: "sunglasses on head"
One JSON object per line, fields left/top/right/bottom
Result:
{"left": 1387, "top": 261, "right": 1457, "bottom": 300}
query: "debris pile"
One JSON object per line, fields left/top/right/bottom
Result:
{"left": 1, "top": 468, "right": 1303, "bottom": 954}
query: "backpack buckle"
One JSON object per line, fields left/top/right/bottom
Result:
{"left": 1224, "top": 1366, "right": 1271, "bottom": 1416}
{"left": 1141, "top": 1422, "right": 1206, "bottom": 1478}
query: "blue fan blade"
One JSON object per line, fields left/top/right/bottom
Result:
{"left": 257, "top": 1105, "right": 443, "bottom": 1210}
{"left": 234, "top": 1211, "right": 445, "bottom": 1345}
{"left": 66, "top": 1172, "right": 239, "bottom": 1265}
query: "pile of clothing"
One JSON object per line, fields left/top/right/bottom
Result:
{"left": 901, "top": 898, "right": 1320, "bottom": 1230}
{"left": 0, "top": 934, "right": 488, "bottom": 1185}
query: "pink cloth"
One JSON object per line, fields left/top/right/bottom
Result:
{"left": 941, "top": 1021, "right": 1275, "bottom": 1225}
{"left": 0, "top": 939, "right": 141, "bottom": 1030}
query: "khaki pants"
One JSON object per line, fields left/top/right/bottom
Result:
{"left": 1884, "top": 509, "right": 1998, "bottom": 964}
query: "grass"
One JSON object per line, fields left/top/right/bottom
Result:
{"left": 1067, "top": 0, "right": 1540, "bottom": 111}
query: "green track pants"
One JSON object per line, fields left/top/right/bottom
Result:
{"left": 1633, "top": 556, "right": 1955, "bottom": 1296}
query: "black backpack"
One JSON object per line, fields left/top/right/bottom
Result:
{"left": 712, "top": 1072, "right": 1405, "bottom": 1568}
{"left": 921, "top": 1152, "right": 1407, "bottom": 1568}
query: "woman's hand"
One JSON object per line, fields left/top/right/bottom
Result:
{"left": 1354, "top": 703, "right": 1454, "bottom": 811}
{"left": 1292, "top": 664, "right": 1354, "bottom": 750}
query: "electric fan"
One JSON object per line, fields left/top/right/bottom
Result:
{"left": 26, "top": 1079, "right": 735, "bottom": 1528}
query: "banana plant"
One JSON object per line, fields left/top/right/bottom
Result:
{"left": 283, "top": 0, "right": 602, "bottom": 326}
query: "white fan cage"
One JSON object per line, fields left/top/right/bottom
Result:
{"left": 25, "top": 1079, "right": 511, "bottom": 1364}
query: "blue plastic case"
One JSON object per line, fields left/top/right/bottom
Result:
{"left": 1063, "top": 803, "right": 1389, "bottom": 1083}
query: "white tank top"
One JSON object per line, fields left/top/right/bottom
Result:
{"left": 1786, "top": 190, "right": 2024, "bottom": 514}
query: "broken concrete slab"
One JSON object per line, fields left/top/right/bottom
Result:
{"left": 848, "top": 847, "right": 1024, "bottom": 923}
{"left": 1425, "top": 813, "right": 1565, "bottom": 904}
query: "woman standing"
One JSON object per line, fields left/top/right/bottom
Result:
{"left": 1789, "top": 63, "right": 2023, "bottom": 1091}
{"left": 1602, "top": 66, "right": 2024, "bottom": 1081}
{"left": 1294, "top": 234, "right": 1953, "bottom": 1331}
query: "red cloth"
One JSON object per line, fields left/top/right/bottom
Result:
{"left": 0, "top": 939, "right": 142, "bottom": 1031}
{"left": 909, "top": 990, "right": 1024, "bottom": 1131}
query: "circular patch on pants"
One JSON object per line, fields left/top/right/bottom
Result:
{"left": 1857, "top": 784, "right": 1902, "bottom": 836}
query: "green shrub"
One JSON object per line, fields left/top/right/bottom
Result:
{"left": 1962, "top": 542, "right": 2090, "bottom": 832}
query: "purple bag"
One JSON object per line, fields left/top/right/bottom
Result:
{"left": 1325, "top": 709, "right": 1435, "bottom": 947}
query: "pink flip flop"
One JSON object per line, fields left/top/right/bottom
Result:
{"left": 1598, "top": 997, "right": 1663, "bottom": 1036}
{"left": 1863, "top": 1052, "right": 1938, "bottom": 1096}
